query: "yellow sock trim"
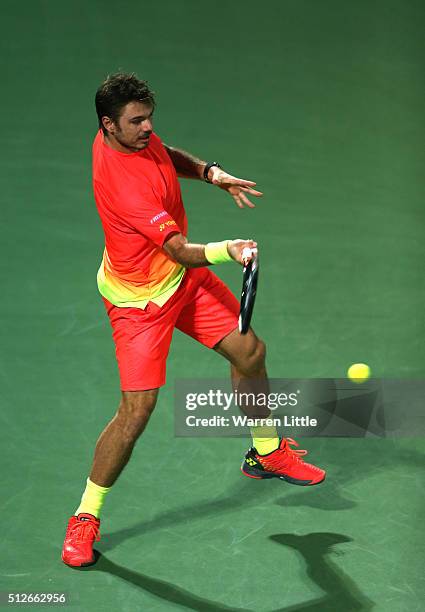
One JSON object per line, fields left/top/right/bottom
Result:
{"left": 251, "top": 425, "right": 279, "bottom": 455}
{"left": 75, "top": 478, "right": 111, "bottom": 518}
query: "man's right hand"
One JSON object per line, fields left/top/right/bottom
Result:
{"left": 227, "top": 239, "right": 258, "bottom": 265}
{"left": 164, "top": 233, "right": 258, "bottom": 268}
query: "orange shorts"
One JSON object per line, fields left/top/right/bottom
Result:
{"left": 102, "top": 267, "right": 239, "bottom": 390}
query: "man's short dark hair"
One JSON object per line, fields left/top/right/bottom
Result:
{"left": 95, "top": 72, "right": 155, "bottom": 133}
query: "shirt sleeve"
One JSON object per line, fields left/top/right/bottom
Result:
{"left": 117, "top": 183, "right": 181, "bottom": 247}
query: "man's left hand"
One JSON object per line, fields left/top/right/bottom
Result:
{"left": 209, "top": 167, "right": 263, "bottom": 209}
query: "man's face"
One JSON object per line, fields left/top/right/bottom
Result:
{"left": 105, "top": 100, "right": 154, "bottom": 152}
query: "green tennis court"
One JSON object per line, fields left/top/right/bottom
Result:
{"left": 1, "top": 0, "right": 424, "bottom": 610}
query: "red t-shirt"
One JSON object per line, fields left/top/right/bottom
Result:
{"left": 92, "top": 130, "right": 188, "bottom": 307}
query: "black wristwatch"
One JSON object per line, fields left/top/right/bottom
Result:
{"left": 203, "top": 161, "right": 222, "bottom": 183}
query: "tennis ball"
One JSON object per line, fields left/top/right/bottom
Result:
{"left": 347, "top": 363, "right": 371, "bottom": 383}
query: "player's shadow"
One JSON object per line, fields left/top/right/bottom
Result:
{"left": 99, "top": 478, "right": 279, "bottom": 553}
{"left": 81, "top": 551, "right": 253, "bottom": 612}
{"left": 277, "top": 441, "right": 425, "bottom": 512}
{"left": 269, "top": 533, "right": 375, "bottom": 611}
{"left": 77, "top": 532, "right": 374, "bottom": 611}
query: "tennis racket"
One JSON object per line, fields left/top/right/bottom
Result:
{"left": 239, "top": 248, "right": 259, "bottom": 334}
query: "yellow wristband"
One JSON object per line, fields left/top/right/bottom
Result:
{"left": 205, "top": 241, "right": 232, "bottom": 264}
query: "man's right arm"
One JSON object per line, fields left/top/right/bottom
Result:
{"left": 163, "top": 233, "right": 257, "bottom": 268}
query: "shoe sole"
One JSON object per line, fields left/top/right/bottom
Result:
{"left": 242, "top": 466, "right": 326, "bottom": 486}
{"left": 62, "top": 556, "right": 96, "bottom": 568}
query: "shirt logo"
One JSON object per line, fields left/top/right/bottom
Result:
{"left": 150, "top": 211, "right": 168, "bottom": 224}
{"left": 159, "top": 220, "right": 176, "bottom": 232}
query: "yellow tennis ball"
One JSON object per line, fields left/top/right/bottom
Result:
{"left": 347, "top": 363, "right": 371, "bottom": 383}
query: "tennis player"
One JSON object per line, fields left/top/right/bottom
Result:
{"left": 62, "top": 73, "right": 325, "bottom": 567}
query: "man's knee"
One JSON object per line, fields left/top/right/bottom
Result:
{"left": 117, "top": 390, "right": 158, "bottom": 439}
{"left": 237, "top": 337, "right": 266, "bottom": 376}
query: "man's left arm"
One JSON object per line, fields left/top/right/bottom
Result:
{"left": 164, "top": 144, "right": 263, "bottom": 209}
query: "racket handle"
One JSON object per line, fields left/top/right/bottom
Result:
{"left": 242, "top": 247, "right": 252, "bottom": 264}
{"left": 242, "top": 246, "right": 258, "bottom": 265}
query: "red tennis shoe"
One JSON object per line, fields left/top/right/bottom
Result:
{"left": 241, "top": 437, "right": 326, "bottom": 486}
{"left": 61, "top": 513, "right": 100, "bottom": 567}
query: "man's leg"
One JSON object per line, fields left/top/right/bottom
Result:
{"left": 214, "top": 327, "right": 280, "bottom": 454}
{"left": 75, "top": 388, "right": 159, "bottom": 515}
{"left": 62, "top": 389, "right": 158, "bottom": 567}
{"left": 89, "top": 389, "right": 159, "bottom": 487}
{"left": 214, "top": 327, "right": 326, "bottom": 486}
{"left": 174, "top": 267, "right": 277, "bottom": 451}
